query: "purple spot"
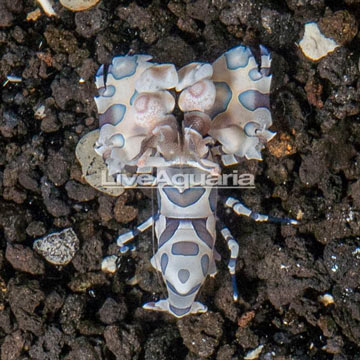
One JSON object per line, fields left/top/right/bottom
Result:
{"left": 98, "top": 85, "right": 116, "bottom": 97}
{"left": 192, "top": 219, "right": 214, "bottom": 249}
{"left": 130, "top": 90, "right": 138, "bottom": 105}
{"left": 238, "top": 90, "right": 270, "bottom": 112}
{"left": 209, "top": 188, "right": 217, "bottom": 212}
{"left": 172, "top": 241, "right": 199, "bottom": 256}
{"left": 166, "top": 280, "right": 201, "bottom": 296}
{"left": 169, "top": 305, "right": 191, "bottom": 317}
{"left": 109, "top": 56, "right": 137, "bottom": 80}
{"left": 161, "top": 253, "right": 168, "bottom": 274}
{"left": 208, "top": 82, "right": 232, "bottom": 119}
{"left": 178, "top": 269, "right": 190, "bottom": 283}
{"left": 157, "top": 190, "right": 161, "bottom": 212}
{"left": 159, "top": 218, "right": 180, "bottom": 247}
{"left": 96, "top": 64, "right": 104, "bottom": 77}
{"left": 163, "top": 186, "right": 205, "bottom": 208}
{"left": 248, "top": 68, "right": 263, "bottom": 81}
{"left": 201, "top": 255, "right": 209, "bottom": 276}
{"left": 260, "top": 45, "right": 270, "bottom": 57}
{"left": 99, "top": 104, "right": 126, "bottom": 127}
{"left": 261, "top": 68, "right": 271, "bottom": 76}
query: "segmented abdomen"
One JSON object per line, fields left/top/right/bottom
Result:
{"left": 150, "top": 170, "right": 219, "bottom": 316}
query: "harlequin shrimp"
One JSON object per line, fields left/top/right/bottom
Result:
{"left": 76, "top": 45, "right": 298, "bottom": 318}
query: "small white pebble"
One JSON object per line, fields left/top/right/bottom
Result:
{"left": 33, "top": 228, "right": 79, "bottom": 265}
{"left": 101, "top": 255, "right": 118, "bottom": 273}
{"left": 318, "top": 293, "right": 335, "bottom": 306}
{"left": 34, "top": 105, "right": 46, "bottom": 120}
{"left": 36, "top": 0, "right": 56, "bottom": 16}
{"left": 299, "top": 22, "right": 339, "bottom": 61}
{"left": 244, "top": 345, "right": 264, "bottom": 360}
{"left": 60, "top": 0, "right": 100, "bottom": 11}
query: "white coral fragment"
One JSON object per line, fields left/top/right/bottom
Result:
{"left": 176, "top": 62, "right": 213, "bottom": 91}
{"left": 33, "top": 228, "right": 79, "bottom": 266}
{"left": 36, "top": 0, "right": 56, "bottom": 16}
{"left": 136, "top": 64, "right": 178, "bottom": 92}
{"left": 299, "top": 22, "right": 339, "bottom": 61}
{"left": 60, "top": 0, "right": 100, "bottom": 11}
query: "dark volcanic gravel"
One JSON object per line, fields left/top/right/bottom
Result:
{"left": 0, "top": 0, "right": 360, "bottom": 359}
